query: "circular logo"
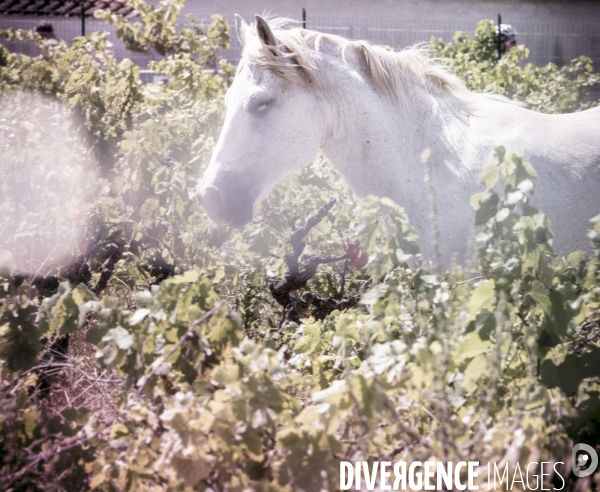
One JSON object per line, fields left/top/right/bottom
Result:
{"left": 572, "top": 443, "right": 598, "bottom": 478}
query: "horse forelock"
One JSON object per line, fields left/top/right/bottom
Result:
{"left": 242, "top": 17, "right": 508, "bottom": 109}
{"left": 242, "top": 17, "right": 321, "bottom": 87}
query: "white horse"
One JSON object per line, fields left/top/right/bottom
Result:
{"left": 196, "top": 15, "right": 600, "bottom": 268}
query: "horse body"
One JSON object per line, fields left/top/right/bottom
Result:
{"left": 322, "top": 80, "right": 600, "bottom": 265}
{"left": 197, "top": 16, "right": 600, "bottom": 268}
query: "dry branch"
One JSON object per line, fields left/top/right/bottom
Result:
{"left": 91, "top": 242, "right": 122, "bottom": 294}
{"left": 267, "top": 199, "right": 361, "bottom": 330}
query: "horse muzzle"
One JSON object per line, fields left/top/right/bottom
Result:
{"left": 196, "top": 174, "right": 255, "bottom": 227}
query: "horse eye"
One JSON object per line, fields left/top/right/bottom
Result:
{"left": 248, "top": 98, "right": 271, "bottom": 113}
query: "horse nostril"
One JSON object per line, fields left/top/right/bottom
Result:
{"left": 200, "top": 186, "right": 224, "bottom": 218}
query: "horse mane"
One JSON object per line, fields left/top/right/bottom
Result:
{"left": 242, "top": 17, "right": 509, "bottom": 109}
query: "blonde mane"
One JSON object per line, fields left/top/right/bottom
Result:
{"left": 241, "top": 17, "right": 495, "bottom": 109}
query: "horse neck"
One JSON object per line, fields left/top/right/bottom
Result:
{"left": 319, "top": 64, "right": 460, "bottom": 205}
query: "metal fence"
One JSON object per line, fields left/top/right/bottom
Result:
{"left": 2, "top": 14, "right": 600, "bottom": 74}
{"left": 217, "top": 15, "right": 600, "bottom": 100}
{"left": 207, "top": 15, "right": 600, "bottom": 70}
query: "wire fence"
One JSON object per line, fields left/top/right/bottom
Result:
{"left": 219, "top": 15, "right": 600, "bottom": 69}
{"left": 0, "top": 16, "right": 155, "bottom": 69}
{"left": 215, "top": 15, "right": 600, "bottom": 100}
{"left": 2, "top": 14, "right": 600, "bottom": 79}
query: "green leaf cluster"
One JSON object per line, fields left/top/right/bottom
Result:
{"left": 432, "top": 20, "right": 600, "bottom": 113}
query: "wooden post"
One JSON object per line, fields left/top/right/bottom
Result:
{"left": 302, "top": 8, "right": 306, "bottom": 29}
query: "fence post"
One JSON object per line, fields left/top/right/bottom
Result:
{"left": 81, "top": 0, "right": 85, "bottom": 36}
{"left": 497, "top": 13, "right": 501, "bottom": 60}
{"left": 302, "top": 8, "right": 306, "bottom": 29}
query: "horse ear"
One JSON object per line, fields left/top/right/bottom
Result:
{"left": 235, "top": 14, "right": 249, "bottom": 46}
{"left": 255, "top": 15, "right": 277, "bottom": 47}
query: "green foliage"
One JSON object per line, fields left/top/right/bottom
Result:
{"left": 432, "top": 20, "right": 600, "bottom": 113}
{"left": 94, "top": 0, "right": 229, "bottom": 61}
{"left": 0, "top": 0, "right": 231, "bottom": 163}
{"left": 1, "top": 7, "right": 599, "bottom": 490}
{"left": 0, "top": 30, "right": 145, "bottom": 158}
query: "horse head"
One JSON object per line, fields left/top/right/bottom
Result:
{"left": 196, "top": 15, "right": 324, "bottom": 227}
